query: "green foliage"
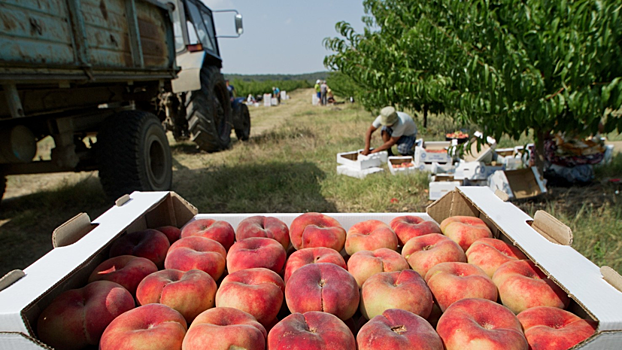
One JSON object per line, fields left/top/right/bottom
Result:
{"left": 324, "top": 0, "right": 622, "bottom": 146}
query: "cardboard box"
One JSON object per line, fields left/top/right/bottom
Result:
{"left": 488, "top": 167, "right": 547, "bottom": 200}
{"left": 388, "top": 156, "right": 416, "bottom": 175}
{"left": 429, "top": 180, "right": 462, "bottom": 200}
{"left": 454, "top": 161, "right": 504, "bottom": 181}
{"left": 2, "top": 189, "right": 622, "bottom": 349}
{"left": 336, "top": 164, "right": 384, "bottom": 179}
{"left": 416, "top": 161, "right": 456, "bottom": 174}
{"left": 414, "top": 141, "right": 453, "bottom": 165}
{"left": 336, "top": 149, "right": 388, "bottom": 170}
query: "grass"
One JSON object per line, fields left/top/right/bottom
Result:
{"left": 1, "top": 88, "right": 621, "bottom": 276}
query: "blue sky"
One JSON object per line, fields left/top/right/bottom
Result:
{"left": 201, "top": 1, "right": 367, "bottom": 75}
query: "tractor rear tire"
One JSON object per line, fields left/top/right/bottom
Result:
{"left": 234, "top": 103, "right": 251, "bottom": 141}
{"left": 185, "top": 66, "right": 232, "bottom": 152}
{"left": 97, "top": 110, "right": 173, "bottom": 199}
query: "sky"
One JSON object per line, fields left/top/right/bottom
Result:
{"left": 200, "top": 1, "right": 368, "bottom": 75}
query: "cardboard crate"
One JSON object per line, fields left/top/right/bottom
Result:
{"left": 429, "top": 180, "right": 462, "bottom": 200}
{"left": 454, "top": 161, "right": 504, "bottom": 181}
{"left": 2, "top": 189, "right": 622, "bottom": 349}
{"left": 388, "top": 156, "right": 416, "bottom": 175}
{"left": 488, "top": 167, "right": 547, "bottom": 200}
{"left": 414, "top": 141, "right": 452, "bottom": 165}
{"left": 336, "top": 149, "right": 387, "bottom": 170}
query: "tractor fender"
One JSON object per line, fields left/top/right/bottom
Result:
{"left": 171, "top": 50, "right": 205, "bottom": 93}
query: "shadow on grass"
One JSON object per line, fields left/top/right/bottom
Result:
{"left": 0, "top": 176, "right": 109, "bottom": 276}
{"left": 172, "top": 160, "right": 336, "bottom": 213}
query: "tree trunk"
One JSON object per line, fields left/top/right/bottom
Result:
{"left": 423, "top": 104, "right": 429, "bottom": 128}
{"left": 533, "top": 130, "right": 549, "bottom": 174}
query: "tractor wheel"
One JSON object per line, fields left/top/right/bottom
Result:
{"left": 97, "top": 110, "right": 173, "bottom": 199}
{"left": 185, "top": 66, "right": 232, "bottom": 152}
{"left": 234, "top": 103, "right": 251, "bottom": 141}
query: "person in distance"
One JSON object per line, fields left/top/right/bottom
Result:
{"left": 361, "top": 106, "right": 418, "bottom": 157}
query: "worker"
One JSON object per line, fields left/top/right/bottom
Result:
{"left": 362, "top": 106, "right": 417, "bottom": 157}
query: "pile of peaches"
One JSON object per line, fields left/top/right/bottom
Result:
{"left": 391, "top": 162, "right": 414, "bottom": 169}
{"left": 36, "top": 213, "right": 596, "bottom": 350}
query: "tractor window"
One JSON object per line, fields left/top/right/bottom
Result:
{"left": 172, "top": 6, "right": 185, "bottom": 52}
{"left": 185, "top": 1, "right": 216, "bottom": 54}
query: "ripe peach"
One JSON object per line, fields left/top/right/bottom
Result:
{"left": 109, "top": 229, "right": 170, "bottom": 268}
{"left": 216, "top": 268, "right": 285, "bottom": 327}
{"left": 344, "top": 220, "right": 398, "bottom": 255}
{"left": 268, "top": 311, "right": 356, "bottom": 350}
{"left": 357, "top": 309, "right": 443, "bottom": 350}
{"left": 226, "top": 237, "right": 287, "bottom": 274}
{"left": 360, "top": 270, "right": 433, "bottom": 320}
{"left": 181, "top": 218, "right": 235, "bottom": 251}
{"left": 100, "top": 304, "right": 187, "bottom": 350}
{"left": 285, "top": 263, "right": 359, "bottom": 321}
{"left": 156, "top": 226, "right": 182, "bottom": 244}
{"left": 183, "top": 307, "right": 267, "bottom": 350}
{"left": 37, "top": 281, "right": 134, "bottom": 350}
{"left": 390, "top": 215, "right": 442, "bottom": 246}
{"left": 88, "top": 255, "right": 158, "bottom": 295}
{"left": 492, "top": 260, "right": 569, "bottom": 314}
{"left": 440, "top": 216, "right": 493, "bottom": 251}
{"left": 347, "top": 248, "right": 409, "bottom": 287}
{"left": 284, "top": 247, "right": 347, "bottom": 284}
{"left": 164, "top": 236, "right": 227, "bottom": 281}
{"left": 517, "top": 306, "right": 597, "bottom": 350}
{"left": 436, "top": 298, "right": 528, "bottom": 350}
{"left": 289, "top": 212, "right": 346, "bottom": 251}
{"left": 424, "top": 262, "right": 498, "bottom": 312}
{"left": 466, "top": 238, "right": 527, "bottom": 277}
{"left": 136, "top": 269, "right": 217, "bottom": 323}
{"left": 236, "top": 215, "right": 290, "bottom": 250}
{"left": 401, "top": 233, "right": 466, "bottom": 277}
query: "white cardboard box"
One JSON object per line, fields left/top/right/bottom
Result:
{"left": 429, "top": 181, "right": 462, "bottom": 200}
{"left": 454, "top": 161, "right": 504, "bottom": 181}
{"left": 388, "top": 156, "right": 416, "bottom": 175}
{"left": 414, "top": 141, "right": 453, "bottom": 165}
{"left": 336, "top": 149, "right": 388, "bottom": 170}
{"left": 1, "top": 189, "right": 622, "bottom": 349}
{"left": 488, "top": 167, "right": 547, "bottom": 200}
{"left": 336, "top": 164, "right": 384, "bottom": 179}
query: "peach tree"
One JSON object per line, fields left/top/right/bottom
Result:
{"left": 324, "top": 0, "right": 622, "bottom": 166}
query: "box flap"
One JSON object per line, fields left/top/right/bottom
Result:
{"left": 463, "top": 141, "right": 495, "bottom": 162}
{"left": 531, "top": 210, "right": 573, "bottom": 245}
{"left": 0, "top": 270, "right": 25, "bottom": 293}
{"left": 601, "top": 267, "right": 622, "bottom": 293}
{"left": 504, "top": 168, "right": 546, "bottom": 199}
{"left": 51, "top": 213, "right": 95, "bottom": 248}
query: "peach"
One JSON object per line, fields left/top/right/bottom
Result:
{"left": 401, "top": 233, "right": 466, "bottom": 277}
{"left": 347, "top": 248, "right": 409, "bottom": 287}
{"left": 390, "top": 215, "right": 442, "bottom": 246}
{"left": 284, "top": 247, "right": 347, "bottom": 284}
{"left": 136, "top": 269, "right": 217, "bottom": 323}
{"left": 344, "top": 220, "right": 398, "bottom": 255}
{"left": 357, "top": 309, "right": 443, "bottom": 350}
{"left": 289, "top": 212, "right": 346, "bottom": 251}
{"left": 226, "top": 237, "right": 287, "bottom": 274}
{"left": 164, "top": 236, "right": 227, "bottom": 281}
{"left": 236, "top": 215, "right": 290, "bottom": 250}
{"left": 492, "top": 260, "right": 569, "bottom": 314}
{"left": 109, "top": 229, "right": 170, "bottom": 268}
{"left": 436, "top": 298, "right": 528, "bottom": 350}
{"left": 183, "top": 307, "right": 267, "bottom": 350}
{"left": 440, "top": 216, "right": 493, "bottom": 251}
{"left": 37, "top": 281, "right": 134, "bottom": 350}
{"left": 156, "top": 225, "right": 182, "bottom": 244}
{"left": 517, "top": 306, "right": 597, "bottom": 350}
{"left": 100, "top": 303, "right": 187, "bottom": 350}
{"left": 424, "top": 262, "right": 498, "bottom": 312}
{"left": 216, "top": 268, "right": 285, "bottom": 327}
{"left": 285, "top": 263, "right": 359, "bottom": 320}
{"left": 466, "top": 238, "right": 527, "bottom": 277}
{"left": 181, "top": 218, "right": 235, "bottom": 251}
{"left": 268, "top": 311, "right": 356, "bottom": 350}
{"left": 88, "top": 255, "right": 158, "bottom": 295}
{"left": 360, "top": 270, "right": 433, "bottom": 320}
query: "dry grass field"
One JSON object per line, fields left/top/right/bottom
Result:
{"left": 1, "top": 88, "right": 621, "bottom": 277}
